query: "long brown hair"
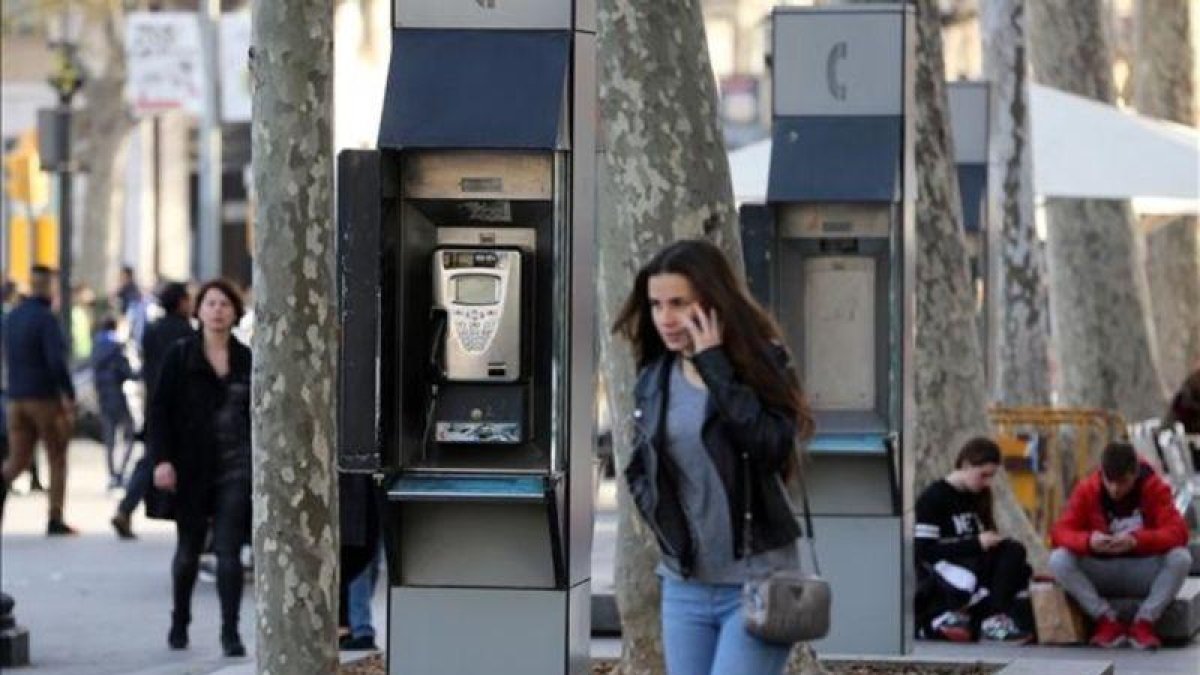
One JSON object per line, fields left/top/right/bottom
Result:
{"left": 612, "top": 239, "right": 814, "bottom": 444}
{"left": 954, "top": 436, "right": 1002, "bottom": 530}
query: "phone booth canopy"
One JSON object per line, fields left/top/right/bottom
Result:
{"left": 335, "top": 2, "right": 596, "bottom": 673}
{"left": 742, "top": 4, "right": 916, "bottom": 654}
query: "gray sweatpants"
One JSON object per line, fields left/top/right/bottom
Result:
{"left": 1048, "top": 547, "right": 1192, "bottom": 622}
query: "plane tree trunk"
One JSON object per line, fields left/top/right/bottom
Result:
{"left": 1028, "top": 0, "right": 1166, "bottom": 421}
{"left": 911, "top": 0, "right": 1047, "bottom": 569}
{"left": 980, "top": 0, "right": 1054, "bottom": 407}
{"left": 1133, "top": 0, "right": 1200, "bottom": 394}
{"left": 249, "top": 1, "right": 339, "bottom": 671}
{"left": 596, "top": 1, "right": 823, "bottom": 672}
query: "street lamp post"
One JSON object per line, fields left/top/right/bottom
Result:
{"left": 44, "top": 3, "right": 85, "bottom": 336}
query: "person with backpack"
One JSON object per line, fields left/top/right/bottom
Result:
{"left": 91, "top": 316, "right": 137, "bottom": 490}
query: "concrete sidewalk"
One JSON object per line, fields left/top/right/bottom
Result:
{"left": 0, "top": 439, "right": 387, "bottom": 675}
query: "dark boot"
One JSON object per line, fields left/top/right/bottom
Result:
{"left": 221, "top": 625, "right": 246, "bottom": 657}
{"left": 168, "top": 611, "right": 189, "bottom": 649}
{"left": 0, "top": 478, "right": 8, "bottom": 522}
{"left": 110, "top": 510, "right": 135, "bottom": 539}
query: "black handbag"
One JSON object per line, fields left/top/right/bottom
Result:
{"left": 144, "top": 484, "right": 175, "bottom": 521}
{"left": 740, "top": 452, "right": 831, "bottom": 644}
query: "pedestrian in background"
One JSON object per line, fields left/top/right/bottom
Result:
{"left": 0, "top": 265, "right": 77, "bottom": 535}
{"left": 112, "top": 281, "right": 194, "bottom": 539}
{"left": 115, "top": 265, "right": 141, "bottom": 316}
{"left": 612, "top": 239, "right": 814, "bottom": 675}
{"left": 913, "top": 437, "right": 1032, "bottom": 643}
{"left": 1, "top": 279, "right": 45, "bottom": 496}
{"left": 150, "top": 279, "right": 252, "bottom": 657}
{"left": 339, "top": 473, "right": 380, "bottom": 651}
{"left": 70, "top": 283, "right": 95, "bottom": 363}
{"left": 92, "top": 315, "right": 137, "bottom": 490}
{"left": 1163, "top": 367, "right": 1200, "bottom": 435}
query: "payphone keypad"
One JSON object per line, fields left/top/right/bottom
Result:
{"left": 453, "top": 306, "right": 502, "bottom": 354}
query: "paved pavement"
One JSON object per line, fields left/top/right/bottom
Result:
{"left": 3, "top": 440, "right": 1198, "bottom": 673}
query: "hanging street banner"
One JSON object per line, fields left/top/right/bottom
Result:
{"left": 124, "top": 12, "right": 205, "bottom": 116}
{"left": 219, "top": 11, "right": 252, "bottom": 123}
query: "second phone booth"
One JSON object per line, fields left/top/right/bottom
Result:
{"left": 947, "top": 81, "right": 992, "bottom": 386}
{"left": 335, "top": 2, "right": 597, "bottom": 674}
{"left": 741, "top": 5, "right": 916, "bottom": 654}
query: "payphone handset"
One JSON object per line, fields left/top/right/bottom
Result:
{"left": 432, "top": 247, "right": 523, "bottom": 383}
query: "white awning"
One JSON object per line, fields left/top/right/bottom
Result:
{"left": 729, "top": 84, "right": 1200, "bottom": 216}
{"left": 1030, "top": 85, "right": 1198, "bottom": 212}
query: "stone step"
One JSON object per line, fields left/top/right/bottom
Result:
{"left": 1108, "top": 577, "right": 1200, "bottom": 643}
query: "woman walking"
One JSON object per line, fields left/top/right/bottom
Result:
{"left": 914, "top": 437, "right": 1033, "bottom": 643}
{"left": 151, "top": 279, "right": 252, "bottom": 656}
{"left": 613, "top": 239, "right": 814, "bottom": 675}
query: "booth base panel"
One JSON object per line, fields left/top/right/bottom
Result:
{"left": 388, "top": 582, "right": 590, "bottom": 675}
{"left": 809, "top": 515, "right": 904, "bottom": 655}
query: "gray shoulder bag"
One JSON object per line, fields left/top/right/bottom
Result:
{"left": 740, "top": 451, "right": 832, "bottom": 644}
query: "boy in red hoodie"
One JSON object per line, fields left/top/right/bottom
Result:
{"left": 1049, "top": 441, "right": 1191, "bottom": 649}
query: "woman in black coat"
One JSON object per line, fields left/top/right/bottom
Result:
{"left": 151, "top": 279, "right": 252, "bottom": 657}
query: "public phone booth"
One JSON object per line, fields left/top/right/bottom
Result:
{"left": 741, "top": 5, "right": 916, "bottom": 654}
{"left": 947, "top": 81, "right": 992, "bottom": 384}
{"left": 335, "top": 2, "right": 596, "bottom": 674}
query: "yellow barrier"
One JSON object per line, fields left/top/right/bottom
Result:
{"left": 989, "top": 406, "right": 1127, "bottom": 540}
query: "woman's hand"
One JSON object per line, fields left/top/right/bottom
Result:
{"left": 154, "top": 462, "right": 177, "bottom": 492}
{"left": 979, "top": 530, "right": 1005, "bottom": 550}
{"left": 685, "top": 305, "right": 723, "bottom": 354}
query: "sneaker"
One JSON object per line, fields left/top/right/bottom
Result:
{"left": 1089, "top": 615, "right": 1127, "bottom": 648}
{"left": 46, "top": 519, "right": 79, "bottom": 536}
{"left": 111, "top": 512, "right": 136, "bottom": 540}
{"left": 1127, "top": 619, "right": 1161, "bottom": 650}
{"left": 930, "top": 610, "right": 973, "bottom": 642}
{"left": 980, "top": 613, "right": 1032, "bottom": 643}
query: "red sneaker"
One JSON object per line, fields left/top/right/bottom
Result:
{"left": 1089, "top": 615, "right": 1127, "bottom": 648}
{"left": 930, "top": 611, "right": 973, "bottom": 643}
{"left": 1128, "top": 619, "right": 1161, "bottom": 650}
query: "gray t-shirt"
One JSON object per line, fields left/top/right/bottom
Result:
{"left": 656, "top": 359, "right": 799, "bottom": 584}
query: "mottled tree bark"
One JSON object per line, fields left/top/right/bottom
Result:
{"left": 980, "top": 0, "right": 1053, "bottom": 407}
{"left": 74, "top": 7, "right": 136, "bottom": 294}
{"left": 1028, "top": 0, "right": 1166, "bottom": 420}
{"left": 597, "top": 1, "right": 822, "bottom": 672}
{"left": 1134, "top": 0, "right": 1200, "bottom": 391}
{"left": 911, "top": 0, "right": 1047, "bottom": 569}
{"left": 249, "top": 1, "right": 338, "bottom": 672}
{"left": 1132, "top": 0, "right": 1197, "bottom": 125}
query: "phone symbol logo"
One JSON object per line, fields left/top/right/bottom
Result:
{"left": 826, "top": 41, "right": 848, "bottom": 101}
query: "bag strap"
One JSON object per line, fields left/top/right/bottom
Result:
{"left": 741, "top": 450, "right": 821, "bottom": 576}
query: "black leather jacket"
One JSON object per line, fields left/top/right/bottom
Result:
{"left": 623, "top": 345, "right": 801, "bottom": 578}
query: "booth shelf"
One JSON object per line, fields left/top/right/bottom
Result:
{"left": 387, "top": 472, "right": 560, "bottom": 503}
{"left": 808, "top": 432, "right": 888, "bottom": 455}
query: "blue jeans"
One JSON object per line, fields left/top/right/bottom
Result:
{"left": 661, "top": 577, "right": 791, "bottom": 675}
{"left": 348, "top": 543, "right": 381, "bottom": 639}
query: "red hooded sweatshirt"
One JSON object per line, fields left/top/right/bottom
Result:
{"left": 1050, "top": 462, "right": 1188, "bottom": 557}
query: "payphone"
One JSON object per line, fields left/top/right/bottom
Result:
{"left": 947, "top": 81, "right": 992, "bottom": 386}
{"left": 336, "top": 3, "right": 596, "bottom": 674}
{"left": 741, "top": 5, "right": 916, "bottom": 654}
